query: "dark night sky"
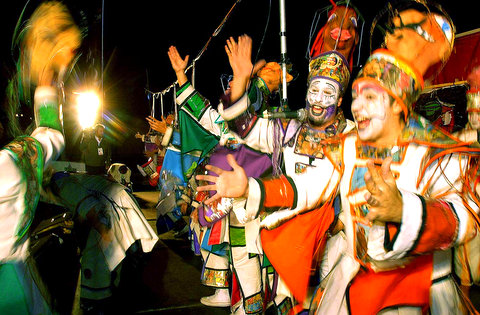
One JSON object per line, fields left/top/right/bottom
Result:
{"left": 0, "top": 0, "right": 479, "bottom": 169}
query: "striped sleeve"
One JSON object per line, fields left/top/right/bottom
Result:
{"left": 176, "top": 82, "right": 210, "bottom": 119}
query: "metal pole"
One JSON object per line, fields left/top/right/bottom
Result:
{"left": 279, "top": 0, "right": 288, "bottom": 110}
{"left": 101, "top": 0, "right": 104, "bottom": 122}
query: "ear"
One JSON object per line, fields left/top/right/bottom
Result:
{"left": 391, "top": 99, "right": 404, "bottom": 116}
{"left": 337, "top": 97, "right": 343, "bottom": 107}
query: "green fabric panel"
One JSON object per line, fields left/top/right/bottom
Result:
{"left": 229, "top": 226, "right": 246, "bottom": 247}
{"left": 0, "top": 264, "right": 30, "bottom": 315}
{"left": 177, "top": 82, "right": 210, "bottom": 119}
{"left": 179, "top": 110, "right": 218, "bottom": 159}
{"left": 36, "top": 102, "right": 62, "bottom": 131}
{"left": 176, "top": 82, "right": 191, "bottom": 94}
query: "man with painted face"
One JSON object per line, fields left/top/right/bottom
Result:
{"left": 169, "top": 34, "right": 354, "bottom": 312}
{"left": 213, "top": 44, "right": 355, "bottom": 311}
{"left": 231, "top": 48, "right": 353, "bottom": 209}
{"left": 196, "top": 6, "right": 480, "bottom": 315}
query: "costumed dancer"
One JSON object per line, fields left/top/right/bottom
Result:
{"left": 197, "top": 2, "right": 480, "bottom": 314}
{"left": 0, "top": 1, "right": 82, "bottom": 313}
{"left": 153, "top": 114, "right": 200, "bottom": 238}
{"left": 222, "top": 48, "right": 355, "bottom": 314}
{"left": 168, "top": 35, "right": 286, "bottom": 313}
{"left": 135, "top": 114, "right": 174, "bottom": 187}
{"left": 219, "top": 4, "right": 361, "bottom": 311}
{"left": 44, "top": 172, "right": 159, "bottom": 312}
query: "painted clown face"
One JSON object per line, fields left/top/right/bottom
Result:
{"left": 306, "top": 78, "right": 341, "bottom": 128}
{"left": 351, "top": 81, "right": 401, "bottom": 144}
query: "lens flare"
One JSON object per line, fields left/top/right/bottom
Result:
{"left": 76, "top": 91, "right": 100, "bottom": 129}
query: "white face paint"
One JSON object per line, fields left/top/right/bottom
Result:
{"left": 351, "top": 81, "right": 396, "bottom": 143}
{"left": 306, "top": 78, "right": 341, "bottom": 127}
{"left": 469, "top": 112, "right": 480, "bottom": 130}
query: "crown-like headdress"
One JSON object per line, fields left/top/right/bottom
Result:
{"left": 308, "top": 50, "right": 350, "bottom": 94}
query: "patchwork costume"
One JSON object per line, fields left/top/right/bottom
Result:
{"left": 229, "top": 50, "right": 354, "bottom": 312}
{"left": 177, "top": 78, "right": 274, "bottom": 314}
{"left": 237, "top": 49, "right": 480, "bottom": 315}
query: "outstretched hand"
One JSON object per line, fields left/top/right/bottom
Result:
{"left": 146, "top": 116, "right": 168, "bottom": 134}
{"left": 196, "top": 154, "right": 249, "bottom": 205}
{"left": 225, "top": 35, "right": 266, "bottom": 103}
{"left": 167, "top": 46, "right": 189, "bottom": 85}
{"left": 364, "top": 157, "right": 403, "bottom": 223}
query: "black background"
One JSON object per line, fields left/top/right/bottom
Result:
{"left": 0, "top": 0, "right": 478, "bottom": 169}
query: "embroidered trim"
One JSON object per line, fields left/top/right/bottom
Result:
{"left": 244, "top": 291, "right": 264, "bottom": 314}
{"left": 202, "top": 267, "right": 230, "bottom": 288}
{"left": 4, "top": 136, "right": 44, "bottom": 246}
{"left": 276, "top": 296, "right": 293, "bottom": 315}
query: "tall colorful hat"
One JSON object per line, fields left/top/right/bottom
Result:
{"left": 308, "top": 50, "right": 350, "bottom": 94}
{"left": 352, "top": 49, "right": 424, "bottom": 119}
{"left": 467, "top": 67, "right": 480, "bottom": 113}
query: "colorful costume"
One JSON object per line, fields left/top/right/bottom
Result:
{"left": 239, "top": 49, "right": 480, "bottom": 314}
{"left": 227, "top": 50, "right": 354, "bottom": 313}
{"left": 0, "top": 87, "right": 66, "bottom": 314}
{"left": 177, "top": 78, "right": 274, "bottom": 314}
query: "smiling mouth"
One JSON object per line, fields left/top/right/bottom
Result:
{"left": 311, "top": 105, "right": 325, "bottom": 116}
{"left": 355, "top": 116, "right": 370, "bottom": 129}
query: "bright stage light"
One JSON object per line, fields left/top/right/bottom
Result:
{"left": 76, "top": 91, "right": 101, "bottom": 129}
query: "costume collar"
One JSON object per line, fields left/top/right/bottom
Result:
{"left": 293, "top": 110, "right": 348, "bottom": 158}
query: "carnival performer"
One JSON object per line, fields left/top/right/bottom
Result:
{"left": 0, "top": 1, "right": 82, "bottom": 313}
{"left": 168, "top": 36, "right": 284, "bottom": 313}
{"left": 135, "top": 114, "right": 174, "bottom": 187}
{"left": 196, "top": 3, "right": 480, "bottom": 314}
{"left": 44, "top": 171, "right": 158, "bottom": 312}
{"left": 223, "top": 39, "right": 356, "bottom": 313}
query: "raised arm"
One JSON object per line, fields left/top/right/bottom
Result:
{"left": 225, "top": 35, "right": 265, "bottom": 103}
{"left": 25, "top": 1, "right": 82, "bottom": 164}
{"left": 167, "top": 46, "right": 189, "bottom": 86}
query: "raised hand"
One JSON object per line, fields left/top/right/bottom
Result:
{"left": 167, "top": 46, "right": 189, "bottom": 85}
{"left": 225, "top": 35, "right": 266, "bottom": 103}
{"left": 364, "top": 157, "right": 403, "bottom": 223}
{"left": 196, "top": 154, "right": 249, "bottom": 205}
{"left": 146, "top": 115, "right": 169, "bottom": 134}
{"left": 225, "top": 35, "right": 254, "bottom": 79}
